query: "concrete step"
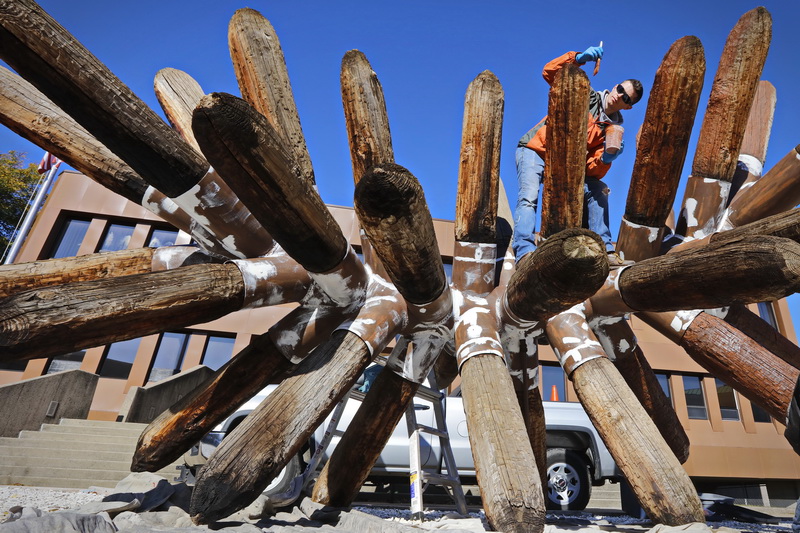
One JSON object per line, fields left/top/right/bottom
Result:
{"left": 17, "top": 430, "right": 139, "bottom": 447}
{"left": 40, "top": 423, "right": 143, "bottom": 438}
{"left": 0, "top": 436, "right": 135, "bottom": 452}
{"left": 0, "top": 445, "right": 132, "bottom": 462}
{"left": 56, "top": 418, "right": 148, "bottom": 431}
{"left": 0, "top": 453, "right": 136, "bottom": 472}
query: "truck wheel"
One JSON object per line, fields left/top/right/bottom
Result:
{"left": 263, "top": 454, "right": 301, "bottom": 498}
{"left": 545, "top": 448, "right": 591, "bottom": 511}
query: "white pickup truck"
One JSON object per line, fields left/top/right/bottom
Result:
{"left": 191, "top": 376, "right": 621, "bottom": 511}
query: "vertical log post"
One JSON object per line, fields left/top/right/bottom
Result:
{"left": 674, "top": 7, "right": 771, "bottom": 242}
{"left": 617, "top": 36, "right": 705, "bottom": 260}
{"left": 540, "top": 64, "right": 589, "bottom": 238}
{"left": 228, "top": 7, "right": 315, "bottom": 185}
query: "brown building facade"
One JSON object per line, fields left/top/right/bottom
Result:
{"left": 2, "top": 170, "right": 799, "bottom": 505}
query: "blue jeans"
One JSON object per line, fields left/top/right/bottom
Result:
{"left": 512, "top": 147, "right": 614, "bottom": 260}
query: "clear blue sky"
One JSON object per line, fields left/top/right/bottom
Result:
{"left": 2, "top": 1, "right": 800, "bottom": 336}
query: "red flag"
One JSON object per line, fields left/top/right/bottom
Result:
{"left": 37, "top": 152, "right": 62, "bottom": 174}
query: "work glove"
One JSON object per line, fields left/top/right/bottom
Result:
{"left": 576, "top": 45, "right": 603, "bottom": 64}
{"left": 601, "top": 140, "right": 624, "bottom": 163}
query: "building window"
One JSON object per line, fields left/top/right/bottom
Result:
{"left": 716, "top": 379, "right": 740, "bottom": 421}
{"left": 655, "top": 372, "right": 673, "bottom": 407}
{"left": 147, "top": 332, "right": 189, "bottom": 382}
{"left": 683, "top": 375, "right": 708, "bottom": 420}
{"left": 49, "top": 218, "right": 90, "bottom": 258}
{"left": 97, "top": 223, "right": 135, "bottom": 252}
{"left": 45, "top": 350, "right": 86, "bottom": 374}
{"left": 541, "top": 363, "right": 567, "bottom": 402}
{"left": 148, "top": 228, "right": 178, "bottom": 248}
{"left": 752, "top": 402, "right": 772, "bottom": 423}
{"left": 0, "top": 359, "right": 28, "bottom": 372}
{"left": 443, "top": 260, "right": 453, "bottom": 284}
{"left": 98, "top": 338, "right": 141, "bottom": 379}
{"left": 201, "top": 335, "right": 236, "bottom": 371}
{"left": 757, "top": 302, "right": 778, "bottom": 330}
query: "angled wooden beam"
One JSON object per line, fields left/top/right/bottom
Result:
{"left": 540, "top": 63, "right": 589, "bottom": 238}
{"left": 674, "top": 7, "right": 771, "bottom": 241}
{"left": 154, "top": 67, "right": 205, "bottom": 154}
{"left": 617, "top": 36, "right": 705, "bottom": 260}
{"left": 722, "top": 304, "right": 800, "bottom": 370}
{"left": 0, "top": 0, "right": 207, "bottom": 197}
{"left": 228, "top": 7, "right": 314, "bottom": 185}
{"left": 0, "top": 246, "right": 221, "bottom": 299}
{"left": 547, "top": 308, "right": 704, "bottom": 525}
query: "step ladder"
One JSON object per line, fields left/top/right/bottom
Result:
{"left": 405, "top": 372, "right": 468, "bottom": 519}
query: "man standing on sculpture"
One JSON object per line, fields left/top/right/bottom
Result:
{"left": 512, "top": 45, "right": 643, "bottom": 265}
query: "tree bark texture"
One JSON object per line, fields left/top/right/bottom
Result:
{"left": 623, "top": 36, "right": 705, "bottom": 227}
{"left": 312, "top": 368, "right": 418, "bottom": 506}
{"left": 592, "top": 320, "right": 690, "bottom": 463}
{"left": 228, "top": 7, "right": 314, "bottom": 185}
{"left": 618, "top": 236, "right": 800, "bottom": 312}
{"left": 690, "top": 7, "right": 771, "bottom": 183}
{"left": 190, "top": 330, "right": 371, "bottom": 524}
{"left": 0, "top": 0, "right": 207, "bottom": 197}
{"left": 193, "top": 92, "right": 346, "bottom": 273}
{"left": 0, "top": 65, "right": 148, "bottom": 201}
{"left": 713, "top": 208, "right": 800, "bottom": 247}
{"left": 541, "top": 64, "right": 589, "bottom": 238}
{"left": 132, "top": 333, "right": 295, "bottom": 472}
{"left": 454, "top": 71, "right": 503, "bottom": 243}
{"left": 154, "top": 67, "right": 205, "bottom": 154}
{"left": 0, "top": 264, "right": 244, "bottom": 361}
{"left": 571, "top": 357, "right": 704, "bottom": 524}
{"left": 355, "top": 163, "right": 446, "bottom": 303}
{"left": 340, "top": 49, "right": 394, "bottom": 185}
{"left": 460, "top": 354, "right": 545, "bottom": 533}
{"left": 506, "top": 228, "right": 607, "bottom": 323}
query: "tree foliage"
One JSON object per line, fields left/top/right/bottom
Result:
{"left": 0, "top": 151, "right": 42, "bottom": 256}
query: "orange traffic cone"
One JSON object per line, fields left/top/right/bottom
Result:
{"left": 550, "top": 384, "right": 560, "bottom": 402}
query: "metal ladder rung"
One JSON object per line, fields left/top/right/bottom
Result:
{"left": 415, "top": 424, "right": 448, "bottom": 439}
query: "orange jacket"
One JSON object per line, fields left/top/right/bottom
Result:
{"left": 518, "top": 51, "right": 615, "bottom": 179}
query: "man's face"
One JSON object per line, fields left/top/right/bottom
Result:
{"left": 605, "top": 81, "right": 636, "bottom": 114}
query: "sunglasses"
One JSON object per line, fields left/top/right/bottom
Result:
{"left": 616, "top": 84, "right": 632, "bottom": 105}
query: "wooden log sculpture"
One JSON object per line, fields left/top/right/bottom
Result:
{"left": 3, "top": 1, "right": 800, "bottom": 530}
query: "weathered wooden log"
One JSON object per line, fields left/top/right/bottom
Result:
{"left": 190, "top": 330, "right": 372, "bottom": 524}
{"left": 547, "top": 309, "right": 704, "bottom": 524}
{"left": 314, "top": 161, "right": 449, "bottom": 507}
{"left": 340, "top": 50, "right": 395, "bottom": 185}
{"left": 461, "top": 355, "right": 546, "bottom": 532}
{"left": 591, "top": 319, "right": 690, "bottom": 462}
{"left": 540, "top": 64, "right": 590, "bottom": 238}
{"left": 355, "top": 163, "right": 446, "bottom": 302}
{"left": 193, "top": 92, "right": 346, "bottom": 272}
{"left": 721, "top": 304, "right": 800, "bottom": 370}
{"left": 0, "top": 0, "right": 207, "bottom": 197}
{"left": 132, "top": 333, "right": 295, "bottom": 472}
{"left": 591, "top": 236, "right": 800, "bottom": 315}
{"left": 617, "top": 36, "right": 705, "bottom": 260}
{"left": 674, "top": 7, "right": 771, "bottom": 241}
{"left": 228, "top": 7, "right": 315, "bottom": 185}
{"left": 152, "top": 69, "right": 277, "bottom": 259}
{"left": 506, "top": 229, "right": 608, "bottom": 322}
{"left": 711, "top": 208, "right": 800, "bottom": 247}
{"left": 0, "top": 254, "right": 310, "bottom": 362}
{"left": 727, "top": 80, "right": 777, "bottom": 201}
{"left": 640, "top": 310, "right": 798, "bottom": 421}
{"left": 154, "top": 67, "right": 205, "bottom": 154}
{"left": 0, "top": 246, "right": 221, "bottom": 300}
{"left": 455, "top": 71, "right": 503, "bottom": 243}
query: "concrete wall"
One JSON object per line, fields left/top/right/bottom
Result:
{"left": 119, "top": 365, "right": 215, "bottom": 423}
{"left": 0, "top": 370, "right": 98, "bottom": 437}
